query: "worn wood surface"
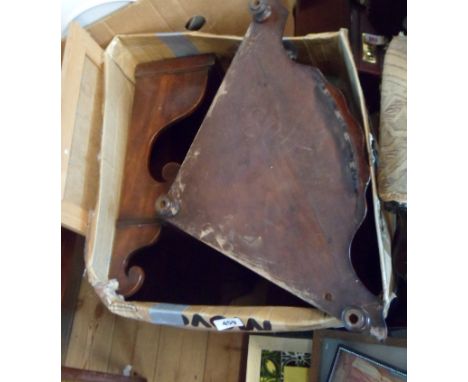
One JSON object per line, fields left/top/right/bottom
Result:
{"left": 153, "top": 327, "right": 208, "bottom": 381}
{"left": 65, "top": 278, "right": 116, "bottom": 373}
{"left": 64, "top": 279, "right": 245, "bottom": 382}
{"left": 203, "top": 332, "right": 246, "bottom": 382}
{"left": 163, "top": 0, "right": 385, "bottom": 338}
{"left": 110, "top": 54, "right": 222, "bottom": 296}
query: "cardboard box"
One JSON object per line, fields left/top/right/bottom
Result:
{"left": 62, "top": 25, "right": 394, "bottom": 331}
{"left": 61, "top": 24, "right": 104, "bottom": 235}
{"left": 82, "top": 0, "right": 296, "bottom": 48}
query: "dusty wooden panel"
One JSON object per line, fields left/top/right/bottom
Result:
{"left": 203, "top": 332, "right": 245, "bottom": 382}
{"left": 153, "top": 327, "right": 209, "bottom": 382}
{"left": 61, "top": 22, "right": 103, "bottom": 235}
{"left": 163, "top": 0, "right": 385, "bottom": 338}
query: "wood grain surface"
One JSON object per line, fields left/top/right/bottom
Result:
{"left": 110, "top": 54, "right": 222, "bottom": 297}
{"left": 164, "top": 0, "right": 385, "bottom": 338}
{"left": 64, "top": 279, "right": 245, "bottom": 382}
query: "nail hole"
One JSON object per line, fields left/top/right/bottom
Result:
{"left": 162, "top": 162, "right": 180, "bottom": 183}
{"left": 324, "top": 292, "right": 333, "bottom": 301}
{"left": 342, "top": 307, "right": 368, "bottom": 331}
{"left": 348, "top": 313, "right": 359, "bottom": 325}
{"left": 185, "top": 15, "right": 206, "bottom": 31}
{"left": 156, "top": 195, "right": 179, "bottom": 217}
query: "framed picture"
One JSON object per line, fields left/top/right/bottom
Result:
{"left": 327, "top": 346, "right": 407, "bottom": 382}
{"left": 310, "top": 330, "right": 406, "bottom": 382}
{"left": 246, "top": 335, "right": 313, "bottom": 382}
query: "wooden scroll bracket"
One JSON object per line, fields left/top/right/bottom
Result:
{"left": 159, "top": 0, "right": 388, "bottom": 339}
{"left": 109, "top": 54, "right": 223, "bottom": 297}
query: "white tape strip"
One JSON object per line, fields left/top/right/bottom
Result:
{"left": 213, "top": 317, "right": 244, "bottom": 331}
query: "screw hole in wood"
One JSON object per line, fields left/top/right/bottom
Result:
{"left": 185, "top": 15, "right": 206, "bottom": 31}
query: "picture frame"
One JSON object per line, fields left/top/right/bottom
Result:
{"left": 246, "top": 335, "right": 313, "bottom": 382}
{"left": 309, "top": 330, "right": 406, "bottom": 382}
{"left": 327, "top": 345, "right": 407, "bottom": 382}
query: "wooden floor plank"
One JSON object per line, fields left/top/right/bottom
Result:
{"left": 203, "top": 332, "right": 245, "bottom": 382}
{"left": 64, "top": 277, "right": 116, "bottom": 372}
{"left": 106, "top": 315, "right": 139, "bottom": 375}
{"left": 131, "top": 321, "right": 161, "bottom": 381}
{"left": 64, "top": 278, "right": 249, "bottom": 382}
{"left": 153, "top": 327, "right": 209, "bottom": 382}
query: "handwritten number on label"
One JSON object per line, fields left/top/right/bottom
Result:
{"left": 213, "top": 317, "right": 244, "bottom": 331}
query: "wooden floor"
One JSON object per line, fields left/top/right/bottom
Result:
{"left": 64, "top": 277, "right": 246, "bottom": 382}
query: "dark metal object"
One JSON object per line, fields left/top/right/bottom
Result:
{"left": 249, "top": 0, "right": 272, "bottom": 22}
{"left": 162, "top": 0, "right": 386, "bottom": 339}
{"left": 155, "top": 195, "right": 179, "bottom": 218}
{"left": 342, "top": 306, "right": 369, "bottom": 331}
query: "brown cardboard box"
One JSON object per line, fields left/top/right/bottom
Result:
{"left": 83, "top": 0, "right": 296, "bottom": 48}
{"left": 61, "top": 24, "right": 104, "bottom": 235}
{"left": 60, "top": 23, "right": 394, "bottom": 332}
